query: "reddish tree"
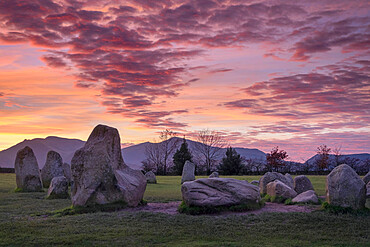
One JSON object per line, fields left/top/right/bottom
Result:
{"left": 316, "top": 144, "right": 331, "bottom": 171}
{"left": 266, "top": 146, "right": 288, "bottom": 172}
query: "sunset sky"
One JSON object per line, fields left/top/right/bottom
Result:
{"left": 0, "top": 0, "right": 369, "bottom": 161}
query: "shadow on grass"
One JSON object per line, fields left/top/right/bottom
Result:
{"left": 178, "top": 201, "right": 264, "bottom": 215}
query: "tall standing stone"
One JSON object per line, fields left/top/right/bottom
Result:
{"left": 326, "top": 164, "right": 366, "bottom": 210}
{"left": 62, "top": 162, "right": 72, "bottom": 183}
{"left": 41, "top": 151, "right": 64, "bottom": 188}
{"left": 284, "top": 173, "right": 294, "bottom": 188}
{"left": 181, "top": 161, "right": 195, "bottom": 184}
{"left": 14, "top": 146, "right": 43, "bottom": 192}
{"left": 71, "top": 124, "right": 146, "bottom": 207}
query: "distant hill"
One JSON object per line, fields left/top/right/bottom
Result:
{"left": 306, "top": 153, "right": 370, "bottom": 165}
{"left": 0, "top": 136, "right": 85, "bottom": 169}
{"left": 122, "top": 137, "right": 266, "bottom": 170}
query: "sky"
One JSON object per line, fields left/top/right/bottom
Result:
{"left": 0, "top": 0, "right": 369, "bottom": 161}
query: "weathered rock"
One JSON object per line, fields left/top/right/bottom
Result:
{"left": 365, "top": 182, "right": 370, "bottom": 209}
{"left": 181, "top": 161, "right": 195, "bottom": 184}
{"left": 326, "top": 164, "right": 366, "bottom": 210}
{"left": 250, "top": 180, "right": 259, "bottom": 186}
{"left": 145, "top": 171, "right": 157, "bottom": 184}
{"left": 47, "top": 176, "right": 69, "bottom": 199}
{"left": 182, "top": 178, "right": 261, "bottom": 207}
{"left": 294, "top": 175, "right": 314, "bottom": 194}
{"left": 363, "top": 171, "right": 370, "bottom": 185}
{"left": 14, "top": 146, "right": 43, "bottom": 192}
{"left": 71, "top": 124, "right": 146, "bottom": 207}
{"left": 62, "top": 163, "right": 72, "bottom": 183}
{"left": 209, "top": 172, "right": 219, "bottom": 178}
{"left": 41, "top": 151, "right": 64, "bottom": 188}
{"left": 259, "top": 172, "right": 293, "bottom": 194}
{"left": 266, "top": 180, "right": 297, "bottom": 199}
{"left": 292, "top": 190, "right": 319, "bottom": 204}
{"left": 284, "top": 173, "right": 294, "bottom": 188}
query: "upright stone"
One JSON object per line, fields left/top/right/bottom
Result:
{"left": 71, "top": 124, "right": 146, "bottom": 207}
{"left": 14, "top": 146, "right": 43, "bottom": 192}
{"left": 363, "top": 171, "right": 370, "bottom": 185}
{"left": 145, "top": 171, "right": 157, "bottom": 184}
{"left": 266, "top": 180, "right": 297, "bottom": 199}
{"left": 366, "top": 182, "right": 370, "bottom": 209}
{"left": 284, "top": 173, "right": 294, "bottom": 188}
{"left": 209, "top": 172, "right": 219, "bottom": 178}
{"left": 46, "top": 176, "right": 69, "bottom": 199}
{"left": 62, "top": 163, "right": 72, "bottom": 183}
{"left": 259, "top": 172, "right": 293, "bottom": 194}
{"left": 326, "top": 164, "right": 366, "bottom": 210}
{"left": 41, "top": 151, "right": 64, "bottom": 188}
{"left": 294, "top": 175, "right": 314, "bottom": 194}
{"left": 181, "top": 161, "right": 195, "bottom": 184}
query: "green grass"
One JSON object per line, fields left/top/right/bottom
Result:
{"left": 1, "top": 173, "right": 369, "bottom": 246}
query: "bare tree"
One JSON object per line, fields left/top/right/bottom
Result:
{"left": 159, "top": 129, "right": 180, "bottom": 175}
{"left": 195, "top": 129, "right": 227, "bottom": 175}
{"left": 333, "top": 146, "right": 342, "bottom": 167}
{"left": 143, "top": 141, "right": 163, "bottom": 174}
{"left": 316, "top": 144, "right": 331, "bottom": 172}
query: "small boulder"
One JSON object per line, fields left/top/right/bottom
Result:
{"left": 145, "top": 171, "right": 157, "bottom": 184}
{"left": 259, "top": 172, "right": 293, "bottom": 194}
{"left": 46, "top": 176, "right": 69, "bottom": 199}
{"left": 14, "top": 146, "right": 43, "bottom": 192}
{"left": 294, "top": 175, "right": 314, "bottom": 194}
{"left": 62, "top": 162, "right": 72, "bottom": 183}
{"left": 181, "top": 161, "right": 195, "bottom": 184}
{"left": 284, "top": 173, "right": 294, "bottom": 188}
{"left": 71, "top": 124, "right": 146, "bottom": 207}
{"left": 363, "top": 171, "right": 370, "bottom": 185}
{"left": 326, "top": 164, "right": 366, "bottom": 210}
{"left": 41, "top": 151, "right": 64, "bottom": 188}
{"left": 209, "top": 172, "right": 219, "bottom": 178}
{"left": 250, "top": 180, "right": 259, "bottom": 186}
{"left": 292, "top": 190, "right": 319, "bottom": 204}
{"left": 182, "top": 178, "right": 261, "bottom": 207}
{"left": 266, "top": 180, "right": 297, "bottom": 199}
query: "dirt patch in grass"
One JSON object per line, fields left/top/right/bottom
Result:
{"left": 121, "top": 201, "right": 317, "bottom": 216}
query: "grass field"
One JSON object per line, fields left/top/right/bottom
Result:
{"left": 0, "top": 173, "right": 369, "bottom": 246}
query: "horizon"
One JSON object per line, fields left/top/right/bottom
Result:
{"left": 0, "top": 0, "right": 369, "bottom": 161}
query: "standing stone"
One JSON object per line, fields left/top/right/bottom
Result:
{"left": 182, "top": 178, "right": 261, "bottom": 207}
{"left": 46, "top": 176, "right": 69, "bottom": 199}
{"left": 294, "top": 175, "right": 314, "bottom": 194}
{"left": 209, "top": 172, "right": 219, "bottom": 178}
{"left": 71, "top": 124, "right": 146, "bottom": 207}
{"left": 266, "top": 180, "right": 297, "bottom": 199}
{"left": 181, "top": 161, "right": 195, "bottom": 184}
{"left": 284, "top": 173, "right": 294, "bottom": 188}
{"left": 292, "top": 190, "right": 319, "bottom": 204}
{"left": 366, "top": 182, "right": 370, "bottom": 209}
{"left": 41, "top": 151, "right": 64, "bottom": 188}
{"left": 326, "top": 164, "right": 366, "bottom": 210}
{"left": 14, "top": 146, "right": 43, "bottom": 192}
{"left": 145, "top": 171, "right": 157, "bottom": 184}
{"left": 62, "top": 163, "right": 72, "bottom": 183}
{"left": 363, "top": 171, "right": 370, "bottom": 185}
{"left": 259, "top": 172, "right": 293, "bottom": 194}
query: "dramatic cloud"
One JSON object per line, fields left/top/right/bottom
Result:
{"left": 225, "top": 62, "right": 370, "bottom": 123}
{"left": 0, "top": 0, "right": 368, "bottom": 158}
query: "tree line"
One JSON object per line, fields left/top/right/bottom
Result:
{"left": 142, "top": 130, "right": 369, "bottom": 175}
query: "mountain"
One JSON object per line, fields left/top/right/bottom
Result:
{"left": 0, "top": 136, "right": 265, "bottom": 171}
{"left": 122, "top": 137, "right": 266, "bottom": 170}
{"left": 0, "top": 136, "right": 85, "bottom": 169}
{"left": 306, "top": 153, "right": 370, "bottom": 165}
